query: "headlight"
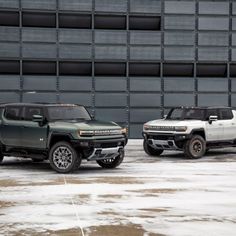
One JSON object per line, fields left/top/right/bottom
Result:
{"left": 78, "top": 130, "right": 94, "bottom": 136}
{"left": 143, "top": 124, "right": 150, "bottom": 130}
{"left": 121, "top": 127, "right": 127, "bottom": 134}
{"left": 174, "top": 126, "right": 187, "bottom": 132}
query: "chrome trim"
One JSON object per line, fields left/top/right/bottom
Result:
{"left": 87, "top": 146, "right": 123, "bottom": 161}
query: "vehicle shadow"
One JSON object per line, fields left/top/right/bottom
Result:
{"left": 0, "top": 158, "right": 115, "bottom": 174}
{"left": 159, "top": 149, "right": 236, "bottom": 161}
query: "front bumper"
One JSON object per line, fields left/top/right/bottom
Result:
{"left": 71, "top": 136, "right": 127, "bottom": 160}
{"left": 143, "top": 132, "right": 189, "bottom": 150}
{"left": 87, "top": 146, "right": 124, "bottom": 161}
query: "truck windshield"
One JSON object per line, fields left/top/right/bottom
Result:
{"left": 47, "top": 106, "right": 91, "bottom": 121}
{"left": 167, "top": 108, "right": 205, "bottom": 120}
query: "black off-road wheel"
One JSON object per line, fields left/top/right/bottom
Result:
{"left": 96, "top": 150, "right": 124, "bottom": 169}
{"left": 184, "top": 135, "right": 206, "bottom": 159}
{"left": 143, "top": 140, "right": 164, "bottom": 156}
{"left": 49, "top": 141, "right": 81, "bottom": 173}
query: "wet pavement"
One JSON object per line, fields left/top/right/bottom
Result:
{"left": 0, "top": 140, "right": 236, "bottom": 236}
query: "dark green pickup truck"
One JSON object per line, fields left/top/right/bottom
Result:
{"left": 0, "top": 103, "right": 128, "bottom": 173}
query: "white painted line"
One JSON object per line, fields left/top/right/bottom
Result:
{"left": 63, "top": 175, "right": 85, "bottom": 236}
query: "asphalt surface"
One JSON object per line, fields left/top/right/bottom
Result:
{"left": 0, "top": 140, "right": 236, "bottom": 236}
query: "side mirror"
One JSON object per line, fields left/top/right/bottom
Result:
{"left": 163, "top": 115, "right": 167, "bottom": 119}
{"left": 209, "top": 115, "right": 218, "bottom": 124}
{"left": 33, "top": 115, "right": 45, "bottom": 126}
{"left": 90, "top": 114, "right": 95, "bottom": 120}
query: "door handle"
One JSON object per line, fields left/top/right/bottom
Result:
{"left": 218, "top": 124, "right": 223, "bottom": 126}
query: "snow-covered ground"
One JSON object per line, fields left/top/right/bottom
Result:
{"left": 0, "top": 140, "right": 236, "bottom": 236}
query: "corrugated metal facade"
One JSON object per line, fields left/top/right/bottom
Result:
{"left": 0, "top": 0, "right": 235, "bottom": 137}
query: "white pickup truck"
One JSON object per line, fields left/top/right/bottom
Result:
{"left": 143, "top": 107, "right": 236, "bottom": 159}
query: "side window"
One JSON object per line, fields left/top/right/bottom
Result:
{"left": 205, "top": 109, "right": 218, "bottom": 120}
{"left": 219, "top": 109, "right": 233, "bottom": 120}
{"left": 5, "top": 107, "right": 21, "bottom": 120}
{"left": 24, "top": 107, "right": 43, "bottom": 121}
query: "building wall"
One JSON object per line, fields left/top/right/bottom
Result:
{"left": 0, "top": 0, "right": 235, "bottom": 138}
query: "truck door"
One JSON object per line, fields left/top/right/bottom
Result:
{"left": 218, "top": 108, "right": 235, "bottom": 140}
{"left": 205, "top": 109, "right": 224, "bottom": 141}
{"left": 1, "top": 106, "right": 23, "bottom": 147}
{"left": 21, "top": 106, "right": 48, "bottom": 149}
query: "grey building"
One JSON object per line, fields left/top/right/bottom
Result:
{"left": 0, "top": 0, "right": 235, "bottom": 137}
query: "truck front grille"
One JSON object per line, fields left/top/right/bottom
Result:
{"left": 94, "top": 142, "right": 118, "bottom": 148}
{"left": 151, "top": 135, "right": 174, "bottom": 140}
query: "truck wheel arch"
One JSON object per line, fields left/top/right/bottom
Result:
{"left": 48, "top": 133, "right": 74, "bottom": 149}
{"left": 189, "top": 129, "right": 206, "bottom": 140}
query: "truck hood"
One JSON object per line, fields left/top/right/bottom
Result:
{"left": 49, "top": 119, "right": 121, "bottom": 131}
{"left": 146, "top": 119, "right": 203, "bottom": 126}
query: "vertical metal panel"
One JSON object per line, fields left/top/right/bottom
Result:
{"left": 59, "top": 29, "right": 92, "bottom": 44}
{"left": 198, "top": 17, "right": 229, "bottom": 31}
{"left": 95, "top": 108, "right": 127, "bottom": 123}
{"left": 0, "top": 0, "right": 19, "bottom": 8}
{"left": 0, "top": 75, "right": 20, "bottom": 90}
{"left": 130, "top": 31, "right": 161, "bottom": 45}
{"left": 58, "top": 0, "right": 92, "bottom": 11}
{"left": 198, "top": 78, "right": 228, "bottom": 92}
{"left": 21, "top": 0, "right": 56, "bottom": 10}
{"left": 233, "top": 3, "right": 236, "bottom": 15}
{"left": 232, "top": 18, "right": 236, "bottom": 30}
{"left": 232, "top": 33, "right": 236, "bottom": 46}
{"left": 130, "top": 46, "right": 161, "bottom": 60}
{"left": 130, "top": 109, "right": 161, "bottom": 123}
{"left": 129, "top": 124, "right": 143, "bottom": 138}
{"left": 22, "top": 92, "right": 57, "bottom": 103}
{"left": 165, "top": 1, "right": 195, "bottom": 14}
{"left": 164, "top": 94, "right": 195, "bottom": 107}
{"left": 23, "top": 76, "right": 57, "bottom": 91}
{"left": 164, "top": 77, "right": 194, "bottom": 91}
{"left": 0, "top": 27, "right": 20, "bottom": 42}
{"left": 22, "top": 28, "right": 57, "bottom": 43}
{"left": 0, "top": 42, "right": 20, "bottom": 57}
{"left": 198, "top": 47, "right": 228, "bottom": 61}
{"left": 95, "top": 46, "right": 127, "bottom": 60}
{"left": 231, "top": 78, "right": 236, "bottom": 92}
{"left": 231, "top": 94, "right": 236, "bottom": 107}
{"left": 95, "top": 77, "right": 127, "bottom": 91}
{"left": 231, "top": 49, "right": 236, "bottom": 61}
{"left": 164, "top": 16, "right": 195, "bottom": 30}
{"left": 95, "top": 93, "right": 127, "bottom": 107}
{"left": 59, "top": 76, "right": 92, "bottom": 91}
{"left": 199, "top": 2, "right": 229, "bottom": 15}
{"left": 59, "top": 93, "right": 92, "bottom": 107}
{"left": 22, "top": 43, "right": 57, "bottom": 59}
{"left": 130, "top": 77, "right": 161, "bottom": 92}
{"left": 130, "top": 94, "right": 161, "bottom": 107}
{"left": 95, "top": 0, "right": 127, "bottom": 13}
{"left": 59, "top": 45, "right": 92, "bottom": 59}
{"left": 198, "top": 32, "right": 229, "bottom": 46}
{"left": 164, "top": 32, "right": 195, "bottom": 46}
{"left": 95, "top": 30, "right": 127, "bottom": 44}
{"left": 0, "top": 92, "right": 20, "bottom": 103}
{"left": 164, "top": 47, "right": 195, "bottom": 61}
{"left": 198, "top": 94, "right": 228, "bottom": 106}
{"left": 130, "top": 0, "right": 161, "bottom": 14}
